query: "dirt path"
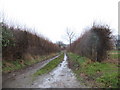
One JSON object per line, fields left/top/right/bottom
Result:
{"left": 2, "top": 55, "right": 60, "bottom": 88}
{"left": 3, "top": 53, "right": 86, "bottom": 88}
{"left": 30, "top": 53, "right": 86, "bottom": 88}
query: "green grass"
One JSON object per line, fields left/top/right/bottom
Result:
{"left": 2, "top": 53, "right": 59, "bottom": 73}
{"left": 68, "top": 53, "right": 119, "bottom": 88}
{"left": 109, "top": 50, "right": 120, "bottom": 53}
{"left": 33, "top": 53, "right": 64, "bottom": 76}
{"left": 109, "top": 53, "right": 120, "bottom": 59}
{"left": 108, "top": 50, "right": 120, "bottom": 59}
{"left": 3, "top": 60, "right": 24, "bottom": 72}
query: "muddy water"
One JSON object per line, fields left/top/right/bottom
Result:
{"left": 31, "top": 54, "right": 85, "bottom": 88}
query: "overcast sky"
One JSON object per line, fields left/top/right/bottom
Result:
{"left": 0, "top": 0, "right": 119, "bottom": 44}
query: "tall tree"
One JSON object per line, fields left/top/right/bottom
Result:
{"left": 65, "top": 28, "right": 75, "bottom": 51}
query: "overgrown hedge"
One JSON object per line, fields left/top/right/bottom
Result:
{"left": 1, "top": 22, "right": 60, "bottom": 60}
{"left": 71, "top": 24, "right": 113, "bottom": 62}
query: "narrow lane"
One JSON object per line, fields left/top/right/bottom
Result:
{"left": 31, "top": 53, "right": 85, "bottom": 88}
{"left": 3, "top": 53, "right": 86, "bottom": 88}
{"left": 2, "top": 55, "right": 60, "bottom": 88}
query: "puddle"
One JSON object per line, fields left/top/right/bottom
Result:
{"left": 32, "top": 53, "right": 84, "bottom": 88}
{"left": 3, "top": 53, "right": 86, "bottom": 88}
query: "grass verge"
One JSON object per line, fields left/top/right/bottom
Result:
{"left": 33, "top": 53, "right": 64, "bottom": 77}
{"left": 108, "top": 50, "right": 120, "bottom": 59}
{"left": 67, "top": 52, "right": 119, "bottom": 88}
{"left": 2, "top": 53, "right": 60, "bottom": 73}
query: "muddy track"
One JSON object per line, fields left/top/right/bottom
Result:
{"left": 2, "top": 55, "right": 60, "bottom": 88}
{"left": 30, "top": 53, "right": 86, "bottom": 88}
{"left": 3, "top": 53, "right": 87, "bottom": 88}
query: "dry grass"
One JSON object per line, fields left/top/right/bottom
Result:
{"left": 103, "top": 59, "right": 118, "bottom": 65}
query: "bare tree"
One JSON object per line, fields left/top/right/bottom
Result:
{"left": 65, "top": 28, "right": 75, "bottom": 51}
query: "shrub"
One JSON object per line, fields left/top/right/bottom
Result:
{"left": 2, "top": 22, "right": 60, "bottom": 60}
{"left": 1, "top": 23, "right": 15, "bottom": 47}
{"left": 71, "top": 24, "right": 113, "bottom": 62}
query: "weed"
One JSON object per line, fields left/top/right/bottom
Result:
{"left": 68, "top": 53, "right": 119, "bottom": 88}
{"left": 2, "top": 53, "right": 59, "bottom": 73}
{"left": 33, "top": 53, "right": 64, "bottom": 76}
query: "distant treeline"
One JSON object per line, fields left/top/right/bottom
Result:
{"left": 70, "top": 24, "right": 113, "bottom": 62}
{"left": 1, "top": 22, "right": 60, "bottom": 60}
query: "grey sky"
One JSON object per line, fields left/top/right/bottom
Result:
{"left": 0, "top": 0, "right": 119, "bottom": 44}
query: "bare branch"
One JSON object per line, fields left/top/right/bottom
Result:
{"left": 65, "top": 28, "right": 76, "bottom": 51}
